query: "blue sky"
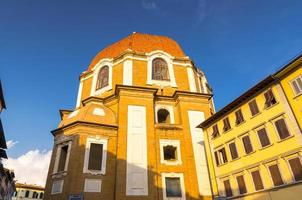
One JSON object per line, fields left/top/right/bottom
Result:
{"left": 0, "top": 0, "right": 302, "bottom": 184}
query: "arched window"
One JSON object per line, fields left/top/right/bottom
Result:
{"left": 96, "top": 66, "right": 109, "bottom": 90}
{"left": 157, "top": 108, "right": 170, "bottom": 123}
{"left": 39, "top": 192, "right": 44, "bottom": 199}
{"left": 152, "top": 58, "right": 170, "bottom": 81}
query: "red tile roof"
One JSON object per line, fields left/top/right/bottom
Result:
{"left": 88, "top": 32, "right": 186, "bottom": 71}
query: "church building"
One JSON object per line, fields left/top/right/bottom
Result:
{"left": 44, "top": 32, "right": 215, "bottom": 200}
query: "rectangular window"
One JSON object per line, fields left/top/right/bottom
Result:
{"left": 229, "top": 142, "right": 239, "bottom": 160}
{"left": 212, "top": 124, "right": 220, "bottom": 138}
{"left": 223, "top": 179, "right": 233, "bottom": 197}
{"left": 264, "top": 89, "right": 277, "bottom": 108}
{"left": 163, "top": 145, "right": 177, "bottom": 161}
{"left": 251, "top": 170, "right": 264, "bottom": 191}
{"left": 58, "top": 145, "right": 68, "bottom": 172}
{"left": 165, "top": 177, "right": 182, "bottom": 197}
{"left": 235, "top": 109, "right": 244, "bottom": 125}
{"left": 257, "top": 128, "right": 270, "bottom": 147}
{"left": 269, "top": 164, "right": 284, "bottom": 186}
{"left": 84, "top": 138, "right": 107, "bottom": 175}
{"left": 274, "top": 119, "right": 290, "bottom": 140}
{"left": 223, "top": 117, "right": 231, "bottom": 132}
{"left": 288, "top": 157, "right": 302, "bottom": 181}
{"left": 219, "top": 147, "right": 228, "bottom": 164}
{"left": 236, "top": 175, "right": 247, "bottom": 194}
{"left": 51, "top": 180, "right": 64, "bottom": 194}
{"left": 249, "top": 100, "right": 259, "bottom": 116}
{"left": 214, "top": 151, "right": 220, "bottom": 166}
{"left": 88, "top": 143, "right": 103, "bottom": 171}
{"left": 291, "top": 76, "right": 302, "bottom": 96}
{"left": 242, "top": 135, "right": 253, "bottom": 154}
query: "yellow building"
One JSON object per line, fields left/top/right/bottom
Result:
{"left": 13, "top": 183, "right": 44, "bottom": 200}
{"left": 44, "top": 33, "right": 215, "bottom": 200}
{"left": 199, "top": 55, "right": 302, "bottom": 200}
{"left": 274, "top": 54, "right": 302, "bottom": 130}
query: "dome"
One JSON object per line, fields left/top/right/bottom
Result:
{"left": 88, "top": 32, "right": 186, "bottom": 71}
{"left": 58, "top": 102, "right": 117, "bottom": 128}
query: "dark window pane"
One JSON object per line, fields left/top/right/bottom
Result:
{"left": 152, "top": 58, "right": 170, "bottom": 81}
{"left": 88, "top": 143, "right": 103, "bottom": 171}
{"left": 212, "top": 124, "right": 220, "bottom": 138}
{"left": 242, "top": 136, "right": 253, "bottom": 154}
{"left": 223, "top": 179, "right": 233, "bottom": 197}
{"left": 163, "top": 145, "right": 177, "bottom": 160}
{"left": 269, "top": 164, "right": 284, "bottom": 186}
{"left": 214, "top": 151, "right": 220, "bottom": 166}
{"left": 219, "top": 148, "right": 228, "bottom": 163}
{"left": 25, "top": 191, "right": 29, "bottom": 198}
{"left": 157, "top": 109, "right": 170, "bottom": 123}
{"left": 223, "top": 118, "right": 231, "bottom": 132}
{"left": 165, "top": 177, "right": 182, "bottom": 197}
{"left": 257, "top": 128, "right": 270, "bottom": 147}
{"left": 251, "top": 170, "right": 264, "bottom": 191}
{"left": 229, "top": 142, "right": 238, "bottom": 160}
{"left": 249, "top": 100, "right": 259, "bottom": 116}
{"left": 235, "top": 110, "right": 244, "bottom": 125}
{"left": 289, "top": 158, "right": 302, "bottom": 181}
{"left": 275, "top": 119, "right": 290, "bottom": 140}
{"left": 236, "top": 175, "right": 247, "bottom": 194}
{"left": 264, "top": 89, "right": 277, "bottom": 108}
{"left": 58, "top": 145, "right": 68, "bottom": 172}
{"left": 96, "top": 66, "right": 109, "bottom": 90}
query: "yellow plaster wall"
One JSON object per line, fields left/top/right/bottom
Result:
{"left": 203, "top": 83, "right": 302, "bottom": 199}
{"left": 279, "top": 65, "right": 302, "bottom": 129}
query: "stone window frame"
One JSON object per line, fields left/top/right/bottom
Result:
{"left": 83, "top": 137, "right": 108, "bottom": 175}
{"left": 155, "top": 104, "right": 175, "bottom": 124}
{"left": 283, "top": 153, "right": 302, "bottom": 183}
{"left": 160, "top": 139, "right": 182, "bottom": 165}
{"left": 52, "top": 141, "right": 72, "bottom": 175}
{"left": 265, "top": 160, "right": 285, "bottom": 187}
{"left": 289, "top": 74, "right": 302, "bottom": 97}
{"left": 253, "top": 124, "right": 272, "bottom": 149}
{"left": 269, "top": 114, "right": 292, "bottom": 141}
{"left": 51, "top": 180, "right": 64, "bottom": 195}
{"left": 234, "top": 172, "right": 248, "bottom": 195}
{"left": 161, "top": 173, "right": 186, "bottom": 200}
{"left": 146, "top": 51, "right": 177, "bottom": 87}
{"left": 220, "top": 176, "right": 233, "bottom": 198}
{"left": 248, "top": 167, "right": 265, "bottom": 192}
{"left": 90, "top": 59, "right": 113, "bottom": 96}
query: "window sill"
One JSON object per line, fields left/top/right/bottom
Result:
{"left": 52, "top": 171, "right": 67, "bottom": 179}
{"left": 217, "top": 162, "right": 228, "bottom": 167}
{"left": 155, "top": 124, "right": 182, "bottom": 130}
{"left": 229, "top": 157, "right": 240, "bottom": 162}
{"left": 277, "top": 134, "right": 294, "bottom": 143}
{"left": 243, "top": 150, "right": 256, "bottom": 157}
{"left": 235, "top": 120, "right": 246, "bottom": 127}
{"left": 223, "top": 128, "right": 232, "bottom": 134}
{"left": 250, "top": 112, "right": 262, "bottom": 119}
{"left": 259, "top": 143, "right": 273, "bottom": 150}
{"left": 293, "top": 92, "right": 302, "bottom": 99}
{"left": 161, "top": 160, "right": 182, "bottom": 166}
{"left": 264, "top": 102, "right": 279, "bottom": 110}
{"left": 83, "top": 169, "right": 105, "bottom": 175}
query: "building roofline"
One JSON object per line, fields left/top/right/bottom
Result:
{"left": 198, "top": 75, "right": 275, "bottom": 128}
{"left": 199, "top": 52, "right": 302, "bottom": 129}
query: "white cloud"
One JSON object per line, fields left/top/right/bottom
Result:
{"left": 6, "top": 140, "right": 19, "bottom": 149}
{"left": 141, "top": 0, "right": 157, "bottom": 10}
{"left": 3, "top": 149, "right": 52, "bottom": 186}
